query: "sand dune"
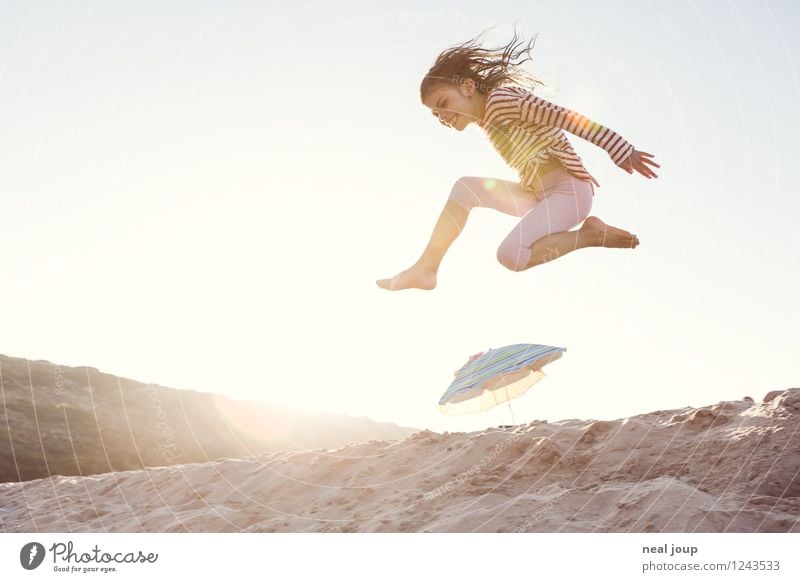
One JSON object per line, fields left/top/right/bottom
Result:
{"left": 2, "top": 387, "right": 798, "bottom": 532}
{"left": 0, "top": 354, "right": 417, "bottom": 484}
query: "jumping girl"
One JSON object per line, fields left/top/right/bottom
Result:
{"left": 376, "top": 29, "right": 659, "bottom": 291}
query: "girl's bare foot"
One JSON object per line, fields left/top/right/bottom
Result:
{"left": 376, "top": 264, "right": 437, "bottom": 291}
{"left": 580, "top": 216, "right": 640, "bottom": 248}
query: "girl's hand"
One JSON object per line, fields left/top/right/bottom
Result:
{"left": 620, "top": 150, "right": 660, "bottom": 179}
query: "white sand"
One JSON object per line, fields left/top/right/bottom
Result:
{"left": 2, "top": 389, "right": 799, "bottom": 532}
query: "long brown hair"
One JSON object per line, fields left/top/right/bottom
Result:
{"left": 420, "top": 25, "right": 544, "bottom": 101}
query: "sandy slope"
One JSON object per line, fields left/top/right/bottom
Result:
{"left": 0, "top": 354, "right": 417, "bottom": 483}
{"left": 2, "top": 389, "right": 799, "bottom": 533}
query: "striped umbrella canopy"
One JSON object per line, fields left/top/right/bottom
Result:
{"left": 438, "top": 343, "right": 566, "bottom": 416}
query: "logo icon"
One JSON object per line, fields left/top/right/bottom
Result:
{"left": 19, "top": 542, "right": 46, "bottom": 570}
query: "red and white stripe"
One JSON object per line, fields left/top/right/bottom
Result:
{"left": 478, "top": 85, "right": 635, "bottom": 192}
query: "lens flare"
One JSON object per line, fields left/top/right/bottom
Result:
{"left": 212, "top": 394, "right": 294, "bottom": 444}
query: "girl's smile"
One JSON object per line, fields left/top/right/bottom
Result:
{"left": 422, "top": 80, "right": 487, "bottom": 131}
{"left": 376, "top": 29, "right": 658, "bottom": 292}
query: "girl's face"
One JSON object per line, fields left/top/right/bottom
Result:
{"left": 422, "top": 79, "right": 486, "bottom": 132}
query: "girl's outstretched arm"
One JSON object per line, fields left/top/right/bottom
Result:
{"left": 617, "top": 149, "right": 660, "bottom": 179}
{"left": 485, "top": 87, "right": 640, "bottom": 170}
{"left": 376, "top": 200, "right": 469, "bottom": 291}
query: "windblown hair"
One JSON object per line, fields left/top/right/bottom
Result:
{"left": 419, "top": 26, "right": 544, "bottom": 101}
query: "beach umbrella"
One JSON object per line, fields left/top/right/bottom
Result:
{"left": 438, "top": 343, "right": 566, "bottom": 418}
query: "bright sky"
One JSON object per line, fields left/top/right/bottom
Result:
{"left": 1, "top": 0, "right": 798, "bottom": 434}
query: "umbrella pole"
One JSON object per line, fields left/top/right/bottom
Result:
{"left": 504, "top": 384, "right": 516, "bottom": 426}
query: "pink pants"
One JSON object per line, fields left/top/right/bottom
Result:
{"left": 447, "top": 165, "right": 594, "bottom": 271}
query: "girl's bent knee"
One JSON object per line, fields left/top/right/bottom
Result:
{"left": 449, "top": 176, "right": 484, "bottom": 212}
{"left": 496, "top": 245, "right": 529, "bottom": 272}
{"left": 451, "top": 176, "right": 480, "bottom": 193}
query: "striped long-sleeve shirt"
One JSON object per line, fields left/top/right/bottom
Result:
{"left": 477, "top": 84, "right": 635, "bottom": 193}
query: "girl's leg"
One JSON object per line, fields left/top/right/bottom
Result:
{"left": 524, "top": 216, "right": 639, "bottom": 270}
{"left": 376, "top": 200, "right": 468, "bottom": 291}
{"left": 496, "top": 175, "right": 638, "bottom": 272}
{"left": 376, "top": 173, "right": 638, "bottom": 289}
{"left": 523, "top": 216, "right": 639, "bottom": 270}
{"left": 376, "top": 175, "right": 519, "bottom": 291}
